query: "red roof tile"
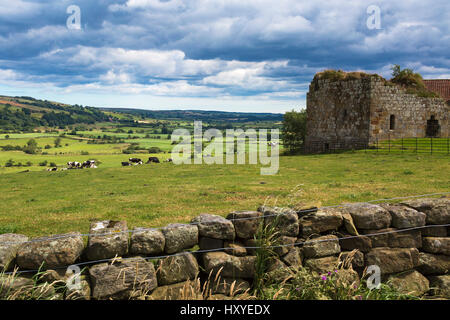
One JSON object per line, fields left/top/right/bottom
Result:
{"left": 423, "top": 79, "right": 450, "bottom": 101}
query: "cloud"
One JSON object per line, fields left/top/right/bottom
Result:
{"left": 0, "top": 0, "right": 448, "bottom": 112}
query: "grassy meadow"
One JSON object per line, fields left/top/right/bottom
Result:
{"left": 0, "top": 148, "right": 448, "bottom": 237}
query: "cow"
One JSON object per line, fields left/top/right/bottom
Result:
{"left": 165, "top": 158, "right": 173, "bottom": 162}
{"left": 47, "top": 167, "right": 57, "bottom": 172}
{"left": 82, "top": 160, "right": 97, "bottom": 168}
{"left": 129, "top": 158, "right": 142, "bottom": 164}
{"left": 122, "top": 161, "right": 132, "bottom": 166}
{"left": 67, "top": 161, "right": 81, "bottom": 169}
{"left": 147, "top": 157, "right": 160, "bottom": 164}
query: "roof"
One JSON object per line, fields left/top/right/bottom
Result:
{"left": 423, "top": 79, "right": 450, "bottom": 101}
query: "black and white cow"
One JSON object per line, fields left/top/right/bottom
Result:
{"left": 122, "top": 161, "right": 132, "bottom": 166}
{"left": 67, "top": 161, "right": 81, "bottom": 169}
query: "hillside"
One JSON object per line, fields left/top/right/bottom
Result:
{"left": 0, "top": 95, "right": 284, "bottom": 133}
{"left": 100, "top": 107, "right": 284, "bottom": 123}
{"left": 0, "top": 96, "right": 112, "bottom": 132}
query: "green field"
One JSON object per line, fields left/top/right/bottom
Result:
{"left": 0, "top": 151, "right": 448, "bottom": 237}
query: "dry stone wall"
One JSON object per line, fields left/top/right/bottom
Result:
{"left": 0, "top": 197, "right": 449, "bottom": 300}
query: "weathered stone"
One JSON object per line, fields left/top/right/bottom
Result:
{"left": 422, "top": 237, "right": 450, "bottom": 255}
{"left": 0, "top": 275, "right": 34, "bottom": 299}
{"left": 191, "top": 214, "right": 235, "bottom": 240}
{"left": 130, "top": 228, "right": 165, "bottom": 256}
{"left": 86, "top": 221, "right": 128, "bottom": 261}
{"left": 402, "top": 198, "right": 450, "bottom": 225}
{"left": 259, "top": 206, "right": 299, "bottom": 237}
{"left": 341, "top": 210, "right": 359, "bottom": 236}
{"left": 381, "top": 204, "right": 426, "bottom": 228}
{"left": 203, "top": 252, "right": 256, "bottom": 279}
{"left": 89, "top": 257, "right": 157, "bottom": 300}
{"left": 65, "top": 275, "right": 91, "bottom": 300}
{"left": 224, "top": 242, "right": 247, "bottom": 257}
{"left": 421, "top": 226, "right": 448, "bottom": 237}
{"left": 0, "top": 234, "right": 28, "bottom": 271}
{"left": 362, "top": 228, "right": 422, "bottom": 248}
{"left": 302, "top": 235, "right": 340, "bottom": 258}
{"left": 281, "top": 247, "right": 302, "bottom": 268}
{"left": 339, "top": 250, "right": 365, "bottom": 269}
{"left": 428, "top": 275, "right": 450, "bottom": 298}
{"left": 210, "top": 278, "right": 251, "bottom": 296}
{"left": 274, "top": 236, "right": 296, "bottom": 256}
{"left": 16, "top": 232, "right": 84, "bottom": 269}
{"left": 418, "top": 253, "right": 450, "bottom": 275}
{"left": 266, "top": 258, "right": 295, "bottom": 282}
{"left": 149, "top": 281, "right": 203, "bottom": 300}
{"left": 334, "top": 269, "right": 360, "bottom": 288}
{"left": 243, "top": 238, "right": 257, "bottom": 255}
{"left": 207, "top": 294, "right": 233, "bottom": 300}
{"left": 339, "top": 235, "right": 372, "bottom": 253}
{"left": 365, "top": 248, "right": 419, "bottom": 274}
{"left": 227, "top": 211, "right": 262, "bottom": 239}
{"left": 346, "top": 203, "right": 391, "bottom": 230}
{"left": 299, "top": 208, "right": 343, "bottom": 236}
{"left": 161, "top": 224, "right": 198, "bottom": 254}
{"left": 388, "top": 270, "right": 429, "bottom": 296}
{"left": 157, "top": 253, "right": 199, "bottom": 286}
{"left": 304, "top": 256, "right": 340, "bottom": 274}
{"left": 199, "top": 237, "right": 223, "bottom": 251}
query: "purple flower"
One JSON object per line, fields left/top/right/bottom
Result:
{"left": 327, "top": 271, "right": 332, "bottom": 276}
{"left": 321, "top": 275, "right": 328, "bottom": 281}
{"left": 356, "top": 295, "right": 363, "bottom": 300}
{"left": 334, "top": 270, "right": 338, "bottom": 273}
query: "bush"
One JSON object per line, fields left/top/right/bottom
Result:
{"left": 148, "top": 147, "right": 163, "bottom": 154}
{"left": 5, "top": 159, "right": 14, "bottom": 167}
{"left": 81, "top": 151, "right": 89, "bottom": 155}
{"left": 39, "top": 160, "right": 48, "bottom": 167}
{"left": 49, "top": 162, "right": 57, "bottom": 167}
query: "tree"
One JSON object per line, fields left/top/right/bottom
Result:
{"left": 54, "top": 137, "right": 62, "bottom": 148}
{"left": 23, "top": 139, "right": 39, "bottom": 154}
{"left": 282, "top": 109, "right": 307, "bottom": 154}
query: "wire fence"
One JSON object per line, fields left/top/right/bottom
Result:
{"left": 306, "top": 136, "right": 450, "bottom": 155}
{"left": 2, "top": 192, "right": 449, "bottom": 275}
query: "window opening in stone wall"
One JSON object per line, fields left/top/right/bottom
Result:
{"left": 389, "top": 115, "right": 395, "bottom": 130}
{"left": 426, "top": 115, "right": 440, "bottom": 137}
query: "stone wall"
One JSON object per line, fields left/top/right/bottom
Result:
{"left": 305, "top": 76, "right": 449, "bottom": 153}
{"left": 0, "top": 197, "right": 449, "bottom": 300}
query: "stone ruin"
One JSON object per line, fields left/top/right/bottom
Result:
{"left": 304, "top": 73, "right": 450, "bottom": 153}
{"left": 0, "top": 197, "right": 449, "bottom": 300}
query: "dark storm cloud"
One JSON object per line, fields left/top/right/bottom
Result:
{"left": 0, "top": 0, "right": 448, "bottom": 109}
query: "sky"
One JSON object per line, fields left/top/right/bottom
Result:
{"left": 0, "top": 0, "right": 448, "bottom": 113}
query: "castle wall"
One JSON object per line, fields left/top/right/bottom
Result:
{"left": 369, "top": 79, "right": 449, "bottom": 142}
{"left": 305, "top": 78, "right": 372, "bottom": 153}
{"left": 305, "top": 76, "right": 449, "bottom": 153}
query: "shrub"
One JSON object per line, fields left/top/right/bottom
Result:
{"left": 39, "top": 160, "right": 48, "bottom": 167}
{"left": 148, "top": 147, "right": 163, "bottom": 154}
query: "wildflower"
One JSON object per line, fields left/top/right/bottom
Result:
{"left": 334, "top": 270, "right": 338, "bottom": 273}
{"left": 356, "top": 295, "right": 363, "bottom": 300}
{"left": 327, "top": 271, "right": 332, "bottom": 276}
{"left": 321, "top": 275, "right": 328, "bottom": 281}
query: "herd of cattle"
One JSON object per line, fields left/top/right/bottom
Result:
{"left": 46, "top": 157, "right": 171, "bottom": 172}
{"left": 121, "top": 157, "right": 172, "bottom": 166}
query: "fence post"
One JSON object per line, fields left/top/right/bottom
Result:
{"left": 388, "top": 134, "right": 391, "bottom": 153}
{"left": 431, "top": 137, "right": 433, "bottom": 155}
